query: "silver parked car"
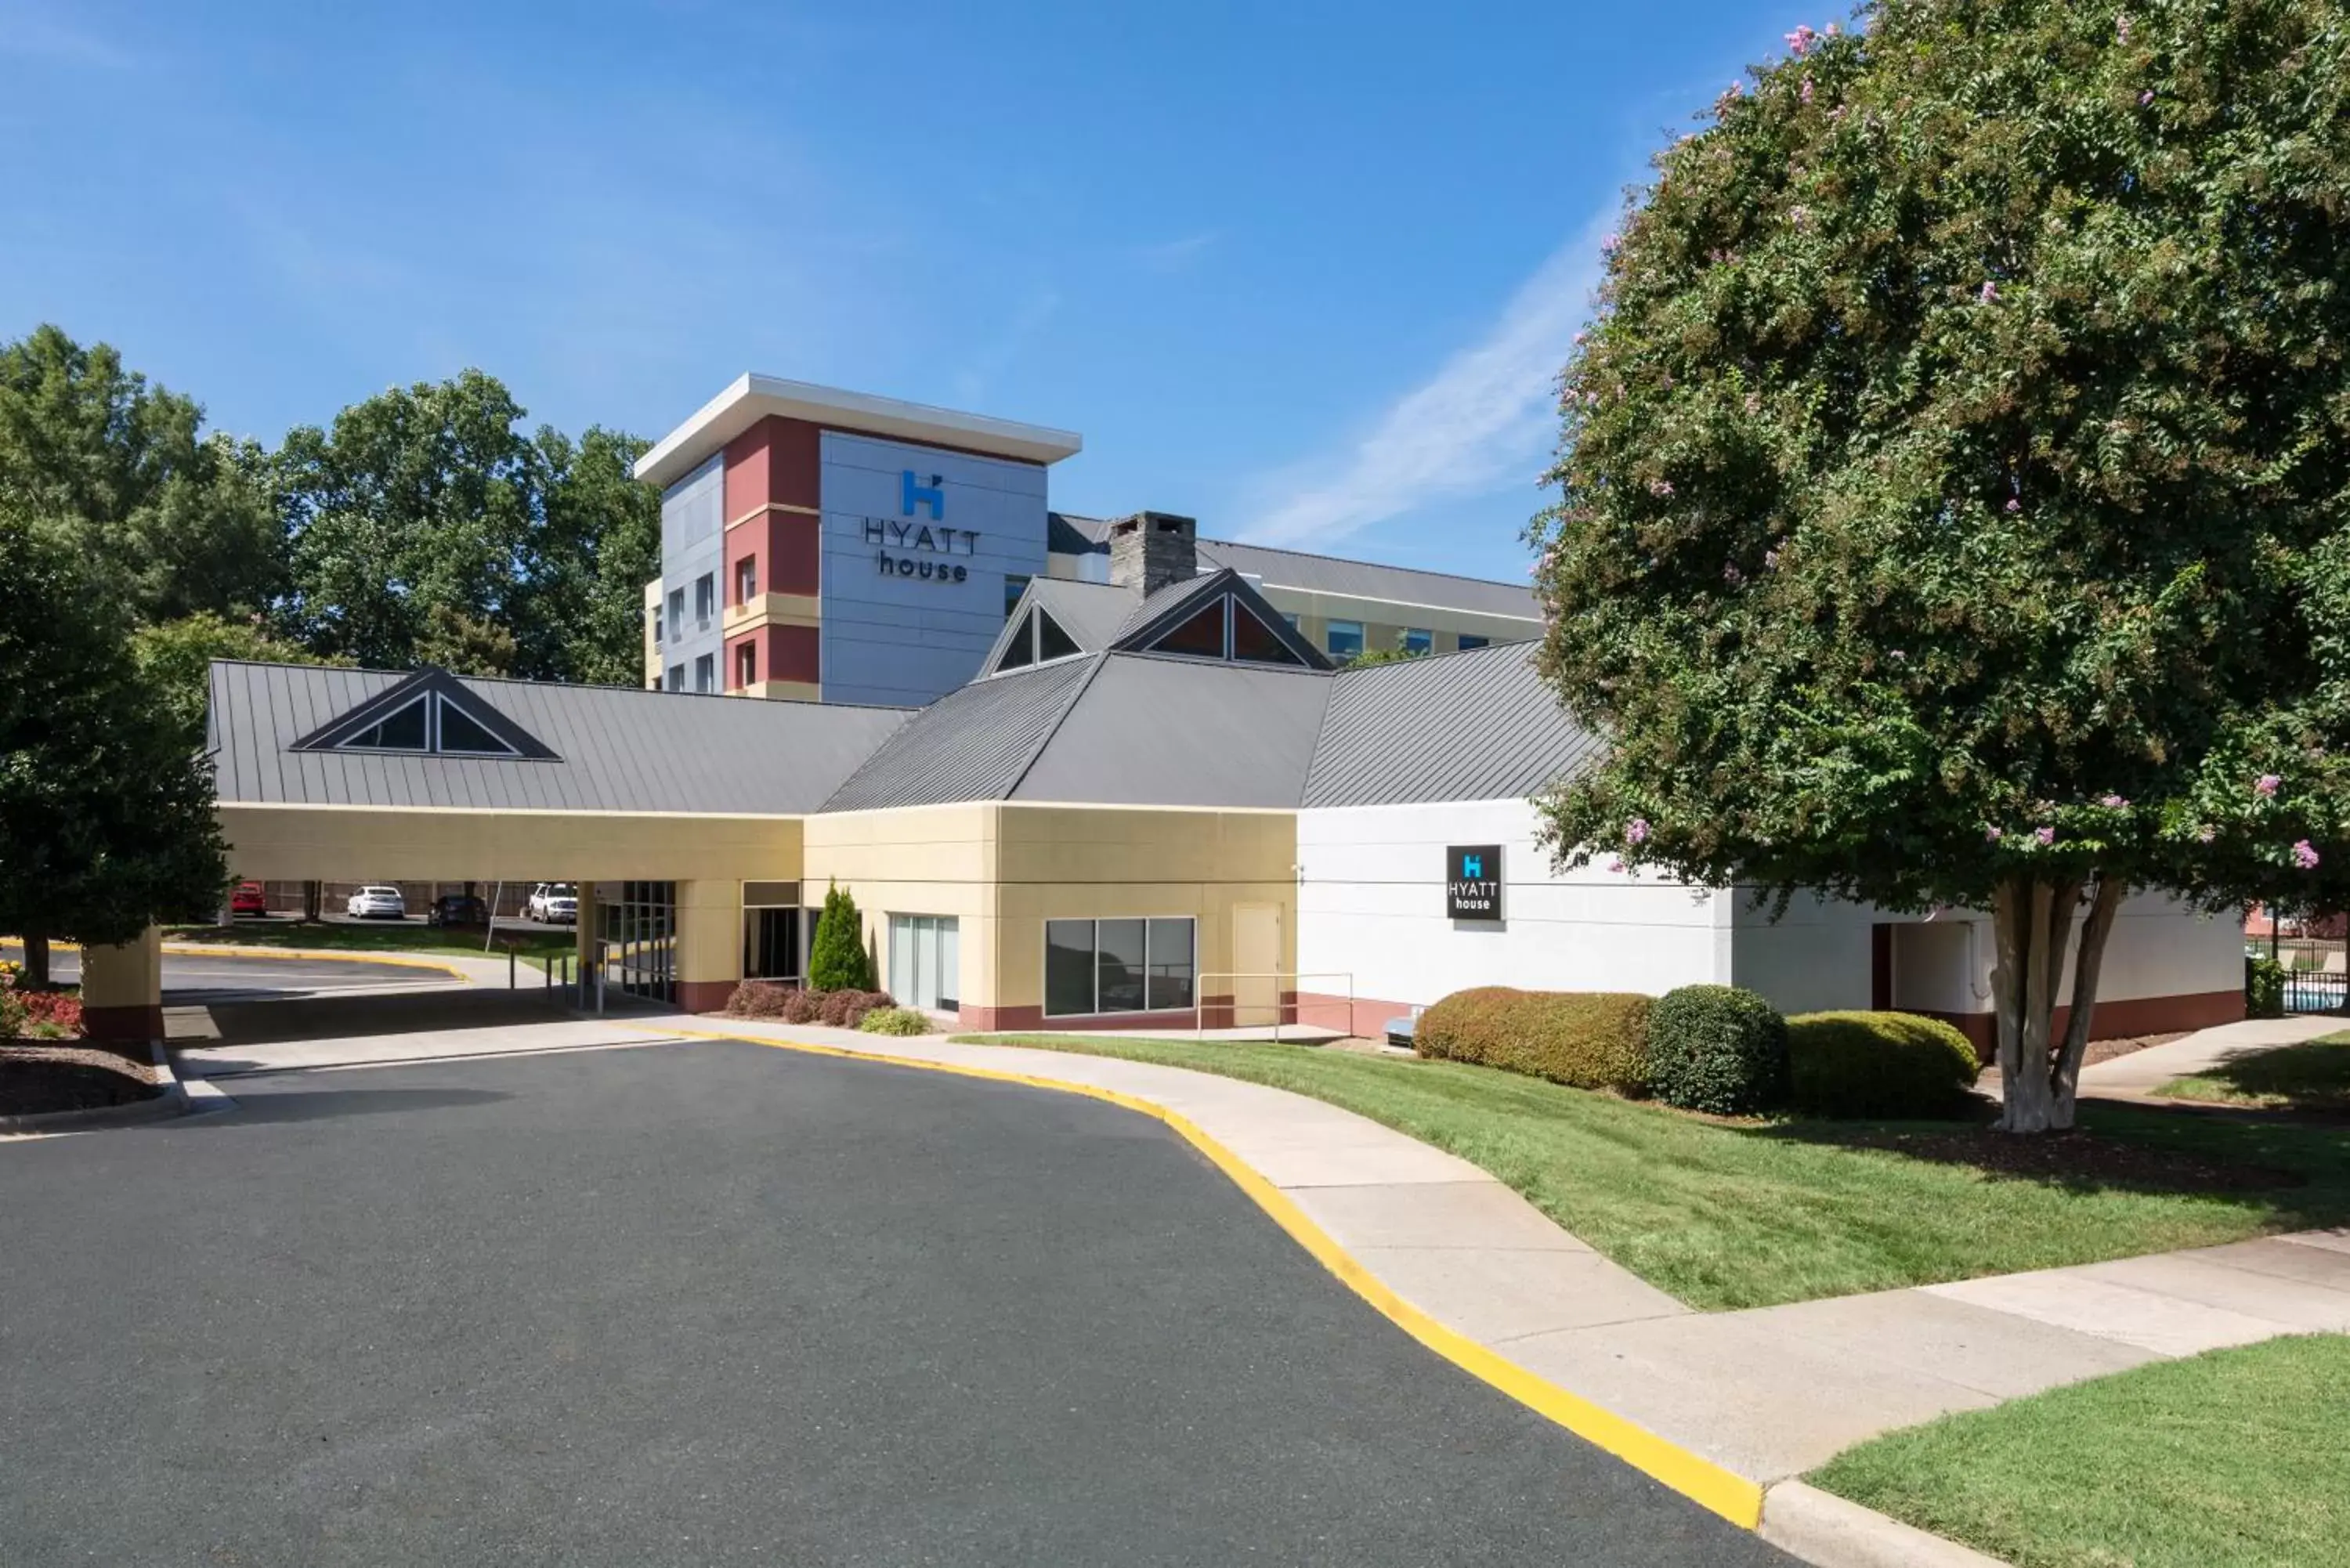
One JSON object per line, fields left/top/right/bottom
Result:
{"left": 527, "top": 883, "right": 578, "bottom": 924}
{"left": 345, "top": 884, "right": 407, "bottom": 920}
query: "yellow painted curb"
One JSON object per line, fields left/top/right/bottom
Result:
{"left": 0, "top": 939, "right": 83, "bottom": 952}
{"left": 671, "top": 1023, "right": 1767, "bottom": 1530}
{"left": 161, "top": 944, "right": 470, "bottom": 981}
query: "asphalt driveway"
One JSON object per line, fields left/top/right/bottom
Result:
{"left": 0, "top": 1037, "right": 1787, "bottom": 1566}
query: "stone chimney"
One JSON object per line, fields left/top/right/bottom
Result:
{"left": 1107, "top": 511, "right": 1198, "bottom": 596}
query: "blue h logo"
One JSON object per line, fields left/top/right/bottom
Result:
{"left": 902, "top": 470, "right": 945, "bottom": 521}
{"left": 1462, "top": 854, "right": 1483, "bottom": 880}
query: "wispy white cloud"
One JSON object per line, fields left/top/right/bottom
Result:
{"left": 1133, "top": 230, "right": 1218, "bottom": 274}
{"left": 0, "top": 4, "right": 137, "bottom": 68}
{"left": 1238, "top": 206, "right": 1613, "bottom": 548}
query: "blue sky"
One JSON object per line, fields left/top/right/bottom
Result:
{"left": 2, "top": 0, "right": 1802, "bottom": 583}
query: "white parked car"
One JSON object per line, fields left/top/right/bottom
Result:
{"left": 527, "top": 883, "right": 579, "bottom": 924}
{"left": 345, "top": 884, "right": 407, "bottom": 920}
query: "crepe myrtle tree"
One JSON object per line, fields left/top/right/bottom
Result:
{"left": 1530, "top": 0, "right": 2350, "bottom": 1132}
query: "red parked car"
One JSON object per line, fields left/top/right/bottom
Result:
{"left": 230, "top": 881, "right": 269, "bottom": 918}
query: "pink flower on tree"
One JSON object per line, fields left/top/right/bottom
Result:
{"left": 2005, "top": 497, "right": 2022, "bottom": 513}
{"left": 1649, "top": 478, "right": 1675, "bottom": 497}
{"left": 2036, "top": 826, "right": 2057, "bottom": 846}
{"left": 2117, "top": 13, "right": 2131, "bottom": 42}
{"left": 2257, "top": 774, "right": 2282, "bottom": 797}
{"left": 1801, "top": 77, "right": 1816, "bottom": 105}
{"left": 2140, "top": 89, "right": 2155, "bottom": 106}
{"left": 1626, "top": 817, "right": 1651, "bottom": 844}
{"left": 1979, "top": 280, "right": 1999, "bottom": 303}
{"left": 1762, "top": 548, "right": 1781, "bottom": 569}
{"left": 2196, "top": 825, "right": 2217, "bottom": 843}
{"left": 1786, "top": 23, "right": 1818, "bottom": 56}
{"left": 2100, "top": 794, "right": 2128, "bottom": 808}
{"left": 1573, "top": 331, "right": 1588, "bottom": 345}
{"left": 2293, "top": 840, "right": 2322, "bottom": 870}
{"left": 1607, "top": 858, "right": 1627, "bottom": 875}
{"left": 1985, "top": 826, "right": 2004, "bottom": 842}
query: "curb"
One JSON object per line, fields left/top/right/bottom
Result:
{"left": 671, "top": 1022, "right": 1768, "bottom": 1530}
{"left": 0, "top": 1038, "right": 192, "bottom": 1137}
{"left": 161, "top": 944, "right": 471, "bottom": 980}
{"left": 1760, "top": 1482, "right": 2012, "bottom": 1567}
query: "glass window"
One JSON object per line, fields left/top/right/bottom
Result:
{"left": 1037, "top": 609, "right": 1079, "bottom": 662}
{"left": 1147, "top": 919, "right": 1195, "bottom": 1010}
{"left": 888, "top": 915, "right": 960, "bottom": 1011}
{"left": 667, "top": 665, "right": 685, "bottom": 691}
{"left": 653, "top": 605, "right": 663, "bottom": 645}
{"left": 435, "top": 697, "right": 515, "bottom": 756}
{"left": 1231, "top": 601, "right": 1304, "bottom": 665}
{"left": 1152, "top": 598, "right": 1227, "bottom": 658}
{"left": 1045, "top": 919, "right": 1096, "bottom": 1016}
{"left": 743, "top": 907, "right": 799, "bottom": 980}
{"left": 735, "top": 556, "right": 757, "bottom": 605}
{"left": 1457, "top": 634, "right": 1489, "bottom": 652}
{"left": 694, "top": 653, "right": 714, "bottom": 693}
{"left": 1281, "top": 611, "right": 1300, "bottom": 627}
{"left": 668, "top": 587, "right": 685, "bottom": 632}
{"left": 1403, "top": 627, "right": 1434, "bottom": 655}
{"left": 997, "top": 610, "right": 1036, "bottom": 671}
{"left": 695, "top": 574, "right": 715, "bottom": 626}
{"left": 1003, "top": 573, "right": 1032, "bottom": 618}
{"left": 1094, "top": 918, "right": 1147, "bottom": 1013}
{"left": 1325, "top": 620, "right": 1365, "bottom": 659}
{"left": 340, "top": 695, "right": 428, "bottom": 751}
{"left": 734, "top": 641, "right": 757, "bottom": 688}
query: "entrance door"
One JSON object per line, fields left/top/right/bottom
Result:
{"left": 1231, "top": 902, "right": 1281, "bottom": 1027}
{"left": 597, "top": 881, "right": 676, "bottom": 1004}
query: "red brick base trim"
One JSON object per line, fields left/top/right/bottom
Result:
{"left": 1921, "top": 988, "right": 2247, "bottom": 1062}
{"left": 678, "top": 979, "right": 739, "bottom": 1015}
{"left": 958, "top": 995, "right": 1242, "bottom": 1033}
{"left": 82, "top": 1003, "right": 164, "bottom": 1047}
{"left": 1294, "top": 992, "right": 1418, "bottom": 1039}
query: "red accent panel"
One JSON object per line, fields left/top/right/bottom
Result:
{"left": 83, "top": 1003, "right": 164, "bottom": 1047}
{"left": 678, "top": 979, "right": 738, "bottom": 1014}
{"left": 771, "top": 511, "right": 820, "bottom": 595}
{"left": 1916, "top": 988, "right": 2247, "bottom": 1065}
{"left": 1295, "top": 992, "right": 1417, "bottom": 1039}
{"left": 768, "top": 624, "right": 820, "bottom": 685}
{"left": 722, "top": 416, "right": 822, "bottom": 516}
{"left": 956, "top": 999, "right": 1238, "bottom": 1034}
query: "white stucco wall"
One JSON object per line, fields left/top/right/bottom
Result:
{"left": 1299, "top": 798, "right": 2244, "bottom": 1025}
{"left": 1295, "top": 799, "right": 1730, "bottom": 1010}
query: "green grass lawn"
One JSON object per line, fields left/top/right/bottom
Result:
{"left": 1810, "top": 1334, "right": 2350, "bottom": 1568}
{"left": 167, "top": 920, "right": 576, "bottom": 970}
{"left": 959, "top": 1034, "right": 2350, "bottom": 1310}
{"left": 2156, "top": 1031, "right": 2350, "bottom": 1114}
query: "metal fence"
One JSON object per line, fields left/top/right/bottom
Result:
{"left": 2282, "top": 968, "right": 2348, "bottom": 1015}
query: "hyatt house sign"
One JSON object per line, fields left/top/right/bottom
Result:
{"left": 863, "top": 468, "right": 979, "bottom": 584}
{"left": 1447, "top": 844, "right": 1502, "bottom": 922}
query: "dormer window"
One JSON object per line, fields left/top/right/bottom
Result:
{"left": 1142, "top": 593, "right": 1306, "bottom": 667}
{"left": 991, "top": 607, "right": 1082, "bottom": 674}
{"left": 290, "top": 669, "right": 557, "bottom": 761}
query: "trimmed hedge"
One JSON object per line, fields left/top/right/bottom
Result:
{"left": 2247, "top": 955, "right": 2286, "bottom": 1019}
{"left": 724, "top": 982, "right": 896, "bottom": 1030}
{"left": 1786, "top": 1010, "right": 1983, "bottom": 1118}
{"left": 857, "top": 1006, "right": 935, "bottom": 1036}
{"left": 1648, "top": 985, "right": 1789, "bottom": 1115}
{"left": 1415, "top": 986, "right": 1651, "bottom": 1093}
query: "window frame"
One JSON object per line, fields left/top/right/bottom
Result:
{"left": 1041, "top": 916, "right": 1198, "bottom": 1017}
{"left": 694, "top": 573, "right": 715, "bottom": 628}
{"left": 1457, "top": 634, "right": 1489, "bottom": 652}
{"left": 733, "top": 639, "right": 757, "bottom": 690}
{"left": 734, "top": 555, "right": 758, "bottom": 605}
{"left": 1402, "top": 627, "right": 1434, "bottom": 655}
{"left": 1325, "top": 619, "right": 1365, "bottom": 659}
{"left": 693, "top": 652, "right": 715, "bottom": 693}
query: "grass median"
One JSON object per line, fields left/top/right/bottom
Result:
{"left": 2156, "top": 1029, "right": 2350, "bottom": 1114}
{"left": 957, "top": 1033, "right": 2350, "bottom": 1310}
{"left": 1809, "top": 1333, "right": 2350, "bottom": 1568}
{"left": 166, "top": 920, "right": 576, "bottom": 970}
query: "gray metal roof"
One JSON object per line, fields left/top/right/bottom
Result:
{"left": 819, "top": 656, "right": 1101, "bottom": 811}
{"left": 1012, "top": 655, "right": 1332, "bottom": 808}
{"left": 1048, "top": 512, "right": 1540, "bottom": 623}
{"left": 975, "top": 578, "right": 1134, "bottom": 675}
{"left": 1301, "top": 641, "right": 1600, "bottom": 808}
{"left": 207, "top": 661, "right": 911, "bottom": 815}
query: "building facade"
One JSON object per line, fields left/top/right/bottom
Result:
{"left": 634, "top": 375, "right": 1544, "bottom": 706}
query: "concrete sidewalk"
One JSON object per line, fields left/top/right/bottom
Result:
{"left": 673, "top": 1013, "right": 2350, "bottom": 1548}
{"left": 2077, "top": 1013, "right": 2344, "bottom": 1099}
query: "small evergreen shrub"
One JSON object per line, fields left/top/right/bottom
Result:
{"left": 1414, "top": 986, "right": 1652, "bottom": 1093}
{"left": 857, "top": 1006, "right": 934, "bottom": 1036}
{"left": 1785, "top": 1011, "right": 1983, "bottom": 1118}
{"left": 808, "top": 881, "right": 875, "bottom": 992}
{"left": 1647, "top": 985, "right": 1790, "bottom": 1115}
{"left": 2247, "top": 955, "right": 2286, "bottom": 1019}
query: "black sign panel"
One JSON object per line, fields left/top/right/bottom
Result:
{"left": 1447, "top": 844, "right": 1502, "bottom": 922}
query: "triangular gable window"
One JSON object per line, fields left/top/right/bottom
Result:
{"left": 1152, "top": 598, "right": 1227, "bottom": 659}
{"left": 1037, "top": 609, "right": 1080, "bottom": 663}
{"left": 998, "top": 610, "right": 1036, "bottom": 671}
{"left": 1230, "top": 599, "right": 1304, "bottom": 666}
{"left": 290, "top": 669, "right": 558, "bottom": 761}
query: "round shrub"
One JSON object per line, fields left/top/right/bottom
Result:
{"left": 723, "top": 981, "right": 792, "bottom": 1019}
{"left": 818, "top": 988, "right": 895, "bottom": 1028}
{"left": 1647, "top": 985, "right": 1789, "bottom": 1115}
{"left": 781, "top": 986, "right": 826, "bottom": 1025}
{"left": 857, "top": 1006, "right": 934, "bottom": 1037}
{"left": 1415, "top": 986, "right": 1651, "bottom": 1093}
{"left": 1786, "top": 1011, "right": 1983, "bottom": 1118}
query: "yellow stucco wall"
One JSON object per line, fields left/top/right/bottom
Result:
{"left": 218, "top": 804, "right": 804, "bottom": 885}
{"left": 803, "top": 802, "right": 1296, "bottom": 1013}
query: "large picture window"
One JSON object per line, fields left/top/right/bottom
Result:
{"left": 1043, "top": 917, "right": 1196, "bottom": 1017}
{"left": 889, "top": 915, "right": 960, "bottom": 1012}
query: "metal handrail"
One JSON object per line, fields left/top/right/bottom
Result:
{"left": 1194, "top": 971, "right": 1354, "bottom": 1042}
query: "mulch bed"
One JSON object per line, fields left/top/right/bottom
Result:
{"left": 0, "top": 1043, "right": 162, "bottom": 1118}
{"left": 1815, "top": 1123, "right": 2304, "bottom": 1193}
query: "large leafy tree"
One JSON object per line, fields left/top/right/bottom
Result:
{"left": 1533, "top": 0, "right": 2350, "bottom": 1132}
{"left": 0, "top": 325, "right": 284, "bottom": 622}
{"left": 0, "top": 509, "right": 230, "bottom": 989}
{"left": 529, "top": 425, "right": 661, "bottom": 686}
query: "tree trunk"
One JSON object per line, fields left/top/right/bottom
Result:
{"left": 1988, "top": 873, "right": 2119, "bottom": 1133}
{"left": 302, "top": 880, "right": 322, "bottom": 923}
{"left": 20, "top": 932, "right": 50, "bottom": 989}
